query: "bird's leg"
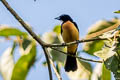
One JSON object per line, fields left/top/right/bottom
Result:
{"left": 62, "top": 43, "right": 66, "bottom": 47}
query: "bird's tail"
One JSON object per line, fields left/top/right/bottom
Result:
{"left": 64, "top": 55, "right": 77, "bottom": 72}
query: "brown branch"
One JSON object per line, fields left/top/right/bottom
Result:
{"left": 42, "top": 47, "right": 53, "bottom": 80}
{"left": 44, "top": 48, "right": 62, "bottom": 80}
{"left": 51, "top": 47, "right": 103, "bottom": 63}
{"left": 86, "top": 23, "right": 120, "bottom": 39}
{"left": 45, "top": 37, "right": 109, "bottom": 47}
{"left": 0, "top": 0, "right": 53, "bottom": 80}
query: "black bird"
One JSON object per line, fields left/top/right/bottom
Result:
{"left": 55, "top": 14, "right": 79, "bottom": 72}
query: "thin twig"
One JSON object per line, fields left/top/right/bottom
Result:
{"left": 51, "top": 47, "right": 103, "bottom": 63}
{"left": 86, "top": 23, "right": 120, "bottom": 39}
{"left": 44, "top": 37, "right": 108, "bottom": 47}
{"left": 42, "top": 47, "right": 53, "bottom": 80}
{"left": 44, "top": 48, "right": 62, "bottom": 80}
{"left": 0, "top": 0, "right": 52, "bottom": 80}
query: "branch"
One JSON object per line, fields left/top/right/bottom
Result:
{"left": 51, "top": 47, "right": 103, "bottom": 63}
{"left": 45, "top": 37, "right": 109, "bottom": 47}
{"left": 43, "top": 47, "right": 53, "bottom": 80}
{"left": 44, "top": 48, "right": 62, "bottom": 80}
{"left": 85, "top": 23, "right": 120, "bottom": 39}
{"left": 0, "top": 0, "right": 52, "bottom": 80}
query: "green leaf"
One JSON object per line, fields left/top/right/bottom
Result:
{"left": 50, "top": 48, "right": 66, "bottom": 63}
{"left": 22, "top": 39, "right": 32, "bottom": 50}
{"left": 42, "top": 31, "right": 66, "bottom": 63}
{"left": 91, "top": 63, "right": 111, "bottom": 80}
{"left": 0, "top": 26, "right": 27, "bottom": 37}
{"left": 83, "top": 40, "right": 104, "bottom": 55}
{"left": 79, "top": 60, "right": 92, "bottom": 73}
{"left": 42, "top": 61, "right": 47, "bottom": 66}
{"left": 94, "top": 41, "right": 116, "bottom": 60}
{"left": 94, "top": 34, "right": 120, "bottom": 60}
{"left": 56, "top": 63, "right": 61, "bottom": 74}
{"left": 105, "top": 55, "right": 120, "bottom": 80}
{"left": 0, "top": 42, "right": 16, "bottom": 80}
{"left": 19, "top": 38, "right": 33, "bottom": 55}
{"left": 53, "top": 25, "right": 61, "bottom": 34}
{"left": 50, "top": 35, "right": 66, "bottom": 63}
{"left": 11, "top": 43, "right": 36, "bottom": 80}
{"left": 84, "top": 19, "right": 120, "bottom": 55}
{"left": 101, "top": 64, "right": 111, "bottom": 80}
{"left": 94, "top": 37, "right": 120, "bottom": 80}
{"left": 114, "top": 10, "right": 120, "bottom": 14}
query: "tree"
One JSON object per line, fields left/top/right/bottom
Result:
{"left": 0, "top": 0, "right": 120, "bottom": 80}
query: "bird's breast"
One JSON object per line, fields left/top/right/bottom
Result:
{"left": 62, "top": 21, "right": 79, "bottom": 43}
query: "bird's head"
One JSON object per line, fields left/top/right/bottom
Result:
{"left": 55, "top": 14, "right": 73, "bottom": 22}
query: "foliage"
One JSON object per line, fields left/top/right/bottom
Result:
{"left": 0, "top": 25, "right": 27, "bottom": 37}
{"left": 114, "top": 10, "right": 120, "bottom": 14}
{"left": 0, "top": 25, "right": 36, "bottom": 80}
{"left": 0, "top": 18, "right": 120, "bottom": 80}
{"left": 84, "top": 18, "right": 120, "bottom": 80}
{"left": 83, "top": 18, "right": 120, "bottom": 55}
{"left": 0, "top": 44, "right": 15, "bottom": 80}
{"left": 11, "top": 43, "right": 36, "bottom": 80}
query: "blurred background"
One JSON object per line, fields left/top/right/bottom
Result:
{"left": 0, "top": 0, "right": 120, "bottom": 80}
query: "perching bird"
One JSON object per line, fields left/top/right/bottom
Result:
{"left": 55, "top": 14, "right": 79, "bottom": 72}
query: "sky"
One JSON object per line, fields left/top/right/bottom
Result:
{"left": 0, "top": 0, "right": 120, "bottom": 80}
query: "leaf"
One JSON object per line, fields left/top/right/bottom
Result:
{"left": 19, "top": 38, "right": 33, "bottom": 55}
{"left": 94, "top": 29, "right": 120, "bottom": 59}
{"left": 114, "top": 10, "right": 120, "bottom": 14}
{"left": 94, "top": 40, "right": 116, "bottom": 60}
{"left": 42, "top": 32, "right": 66, "bottom": 63}
{"left": 50, "top": 48, "right": 66, "bottom": 63}
{"left": 22, "top": 39, "right": 32, "bottom": 50}
{"left": 101, "top": 64, "right": 111, "bottom": 80}
{"left": 104, "top": 55, "right": 120, "bottom": 80}
{"left": 94, "top": 37, "right": 120, "bottom": 80}
{"left": 42, "top": 61, "right": 47, "bottom": 66}
{"left": 0, "top": 42, "right": 16, "bottom": 80}
{"left": 83, "top": 40, "right": 104, "bottom": 55}
{"left": 11, "top": 43, "right": 36, "bottom": 80}
{"left": 42, "top": 32, "right": 57, "bottom": 44}
{"left": 94, "top": 27, "right": 120, "bottom": 59}
{"left": 53, "top": 25, "right": 61, "bottom": 34}
{"left": 56, "top": 63, "right": 61, "bottom": 74}
{"left": 78, "top": 60, "right": 92, "bottom": 73}
{"left": 50, "top": 35, "right": 66, "bottom": 63}
{"left": 0, "top": 26, "right": 27, "bottom": 37}
{"left": 83, "top": 18, "right": 120, "bottom": 55}
{"left": 67, "top": 60, "right": 92, "bottom": 80}
{"left": 91, "top": 63, "right": 111, "bottom": 80}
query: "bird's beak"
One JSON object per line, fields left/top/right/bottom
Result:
{"left": 55, "top": 17, "right": 60, "bottom": 20}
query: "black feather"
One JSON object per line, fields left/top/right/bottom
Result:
{"left": 73, "top": 21, "right": 79, "bottom": 32}
{"left": 65, "top": 55, "right": 77, "bottom": 72}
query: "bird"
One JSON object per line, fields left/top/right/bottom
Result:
{"left": 55, "top": 14, "right": 79, "bottom": 72}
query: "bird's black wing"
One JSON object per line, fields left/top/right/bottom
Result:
{"left": 73, "top": 22, "right": 79, "bottom": 32}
